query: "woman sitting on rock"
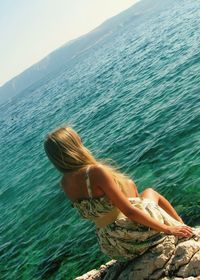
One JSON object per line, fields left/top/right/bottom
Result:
{"left": 44, "top": 126, "right": 193, "bottom": 261}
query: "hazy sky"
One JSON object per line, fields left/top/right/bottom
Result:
{"left": 0, "top": 0, "right": 139, "bottom": 86}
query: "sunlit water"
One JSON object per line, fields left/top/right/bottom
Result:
{"left": 0, "top": 0, "right": 200, "bottom": 279}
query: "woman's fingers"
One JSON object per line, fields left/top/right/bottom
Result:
{"left": 179, "top": 226, "right": 193, "bottom": 237}
{"left": 182, "top": 226, "right": 193, "bottom": 234}
{"left": 168, "top": 225, "right": 193, "bottom": 237}
{"left": 179, "top": 230, "right": 191, "bottom": 237}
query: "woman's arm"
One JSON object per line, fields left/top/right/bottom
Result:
{"left": 128, "top": 179, "right": 139, "bottom": 197}
{"left": 92, "top": 165, "right": 193, "bottom": 238}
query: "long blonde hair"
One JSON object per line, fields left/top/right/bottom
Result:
{"left": 44, "top": 126, "right": 129, "bottom": 189}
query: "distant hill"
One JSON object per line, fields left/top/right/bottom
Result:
{"left": 0, "top": 0, "right": 170, "bottom": 104}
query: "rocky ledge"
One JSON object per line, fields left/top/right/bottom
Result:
{"left": 75, "top": 227, "right": 200, "bottom": 280}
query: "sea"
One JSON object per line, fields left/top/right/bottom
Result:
{"left": 0, "top": 0, "right": 200, "bottom": 279}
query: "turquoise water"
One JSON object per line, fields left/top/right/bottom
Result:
{"left": 1, "top": 0, "right": 200, "bottom": 279}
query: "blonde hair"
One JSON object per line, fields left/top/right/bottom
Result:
{"left": 44, "top": 126, "right": 129, "bottom": 189}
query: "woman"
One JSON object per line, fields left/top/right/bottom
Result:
{"left": 44, "top": 126, "right": 193, "bottom": 260}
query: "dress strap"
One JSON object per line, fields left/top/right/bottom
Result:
{"left": 85, "top": 166, "right": 93, "bottom": 198}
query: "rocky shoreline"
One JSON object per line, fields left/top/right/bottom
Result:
{"left": 75, "top": 227, "right": 200, "bottom": 280}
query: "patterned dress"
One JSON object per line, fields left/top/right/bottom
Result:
{"left": 73, "top": 167, "right": 183, "bottom": 261}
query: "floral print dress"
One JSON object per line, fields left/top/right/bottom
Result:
{"left": 73, "top": 168, "right": 182, "bottom": 261}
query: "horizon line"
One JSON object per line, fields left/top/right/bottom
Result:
{"left": 0, "top": 0, "right": 140, "bottom": 88}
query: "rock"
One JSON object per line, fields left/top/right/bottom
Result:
{"left": 75, "top": 227, "right": 200, "bottom": 280}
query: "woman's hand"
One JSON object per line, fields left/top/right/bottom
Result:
{"left": 165, "top": 225, "right": 193, "bottom": 238}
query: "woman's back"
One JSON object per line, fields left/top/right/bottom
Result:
{"left": 61, "top": 166, "right": 105, "bottom": 202}
{"left": 61, "top": 165, "right": 138, "bottom": 202}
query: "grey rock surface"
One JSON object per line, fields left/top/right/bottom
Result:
{"left": 75, "top": 227, "right": 200, "bottom": 280}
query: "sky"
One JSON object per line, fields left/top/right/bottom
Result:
{"left": 0, "top": 0, "right": 139, "bottom": 86}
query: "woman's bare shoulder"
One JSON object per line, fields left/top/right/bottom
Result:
{"left": 89, "top": 164, "right": 105, "bottom": 173}
{"left": 89, "top": 164, "right": 110, "bottom": 182}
